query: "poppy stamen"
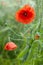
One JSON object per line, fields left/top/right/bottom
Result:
{"left": 23, "top": 11, "right": 28, "bottom": 17}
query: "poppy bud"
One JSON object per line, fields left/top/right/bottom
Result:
{"left": 35, "top": 34, "right": 40, "bottom": 40}
{"left": 4, "top": 42, "right": 17, "bottom": 51}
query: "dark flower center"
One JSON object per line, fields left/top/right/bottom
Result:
{"left": 22, "top": 11, "right": 28, "bottom": 17}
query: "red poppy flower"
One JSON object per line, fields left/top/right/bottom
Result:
{"left": 15, "top": 5, "right": 36, "bottom": 24}
{"left": 4, "top": 42, "right": 17, "bottom": 51}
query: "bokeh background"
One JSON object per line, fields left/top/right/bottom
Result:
{"left": 0, "top": 0, "right": 43, "bottom": 65}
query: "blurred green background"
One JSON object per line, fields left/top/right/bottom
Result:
{"left": 0, "top": 0, "right": 43, "bottom": 65}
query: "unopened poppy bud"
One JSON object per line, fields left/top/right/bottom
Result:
{"left": 35, "top": 34, "right": 40, "bottom": 40}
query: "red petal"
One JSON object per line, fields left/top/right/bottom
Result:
{"left": 4, "top": 42, "right": 17, "bottom": 51}
{"left": 15, "top": 5, "right": 36, "bottom": 24}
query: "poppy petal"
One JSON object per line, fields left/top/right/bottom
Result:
{"left": 15, "top": 5, "right": 36, "bottom": 24}
{"left": 4, "top": 42, "right": 17, "bottom": 51}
